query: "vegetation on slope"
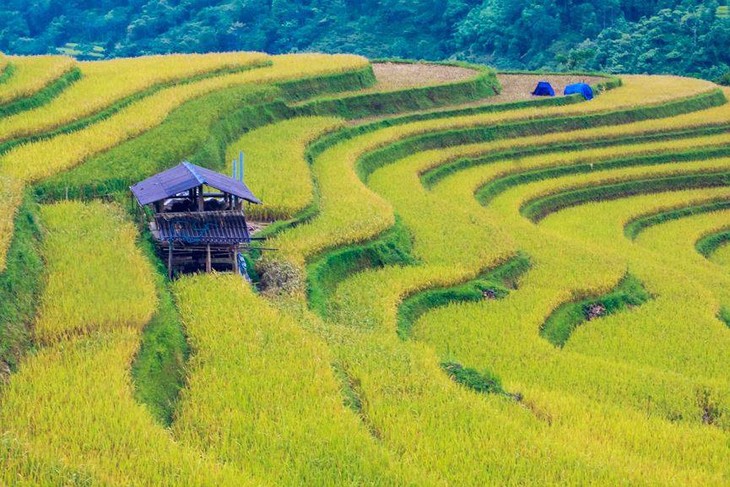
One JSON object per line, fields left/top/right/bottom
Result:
{"left": 172, "top": 273, "right": 414, "bottom": 485}
{"left": 540, "top": 274, "right": 652, "bottom": 348}
{"left": 0, "top": 55, "right": 78, "bottom": 115}
{"left": 1, "top": 1, "right": 728, "bottom": 80}
{"left": 225, "top": 117, "right": 345, "bottom": 221}
{"left": 397, "top": 253, "right": 530, "bottom": 339}
{"left": 34, "top": 202, "right": 157, "bottom": 343}
{"left": 0, "top": 190, "right": 43, "bottom": 380}
{"left": 0, "top": 201, "right": 252, "bottom": 485}
{"left": 131, "top": 237, "right": 190, "bottom": 427}
{"left": 1, "top": 51, "right": 730, "bottom": 484}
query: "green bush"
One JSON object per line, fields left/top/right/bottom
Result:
{"left": 0, "top": 63, "right": 15, "bottom": 84}
{"left": 717, "top": 71, "right": 730, "bottom": 87}
{"left": 719, "top": 308, "right": 730, "bottom": 327}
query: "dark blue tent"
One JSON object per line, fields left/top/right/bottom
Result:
{"left": 532, "top": 81, "right": 555, "bottom": 97}
{"left": 564, "top": 83, "right": 594, "bottom": 100}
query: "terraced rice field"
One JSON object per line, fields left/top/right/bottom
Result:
{"left": 0, "top": 52, "right": 728, "bottom": 485}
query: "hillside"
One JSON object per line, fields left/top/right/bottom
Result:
{"left": 0, "top": 0, "right": 729, "bottom": 81}
{"left": 0, "top": 51, "right": 729, "bottom": 484}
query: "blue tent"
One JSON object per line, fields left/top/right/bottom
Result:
{"left": 532, "top": 81, "right": 555, "bottom": 96}
{"left": 564, "top": 83, "right": 594, "bottom": 100}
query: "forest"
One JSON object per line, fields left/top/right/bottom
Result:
{"left": 0, "top": 0, "right": 728, "bottom": 81}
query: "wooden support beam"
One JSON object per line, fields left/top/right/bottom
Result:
{"left": 206, "top": 244, "right": 212, "bottom": 273}
{"left": 197, "top": 185, "right": 205, "bottom": 212}
{"left": 167, "top": 242, "right": 173, "bottom": 280}
{"left": 232, "top": 247, "right": 239, "bottom": 275}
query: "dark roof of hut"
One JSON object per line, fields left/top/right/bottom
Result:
{"left": 130, "top": 161, "right": 261, "bottom": 206}
{"left": 153, "top": 211, "right": 251, "bottom": 245}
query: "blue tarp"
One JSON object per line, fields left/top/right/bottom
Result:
{"left": 532, "top": 81, "right": 555, "bottom": 97}
{"left": 564, "top": 83, "right": 594, "bottom": 100}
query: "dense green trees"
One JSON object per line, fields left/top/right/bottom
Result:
{"left": 0, "top": 0, "right": 727, "bottom": 81}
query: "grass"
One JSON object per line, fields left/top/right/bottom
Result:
{"left": 0, "top": 64, "right": 260, "bottom": 161}
{"left": 0, "top": 53, "right": 374, "bottom": 269}
{"left": 332, "top": 79, "right": 728, "bottom": 476}
{"left": 265, "top": 76, "right": 724, "bottom": 275}
{"left": 0, "top": 57, "right": 80, "bottom": 119}
{"left": 34, "top": 202, "right": 157, "bottom": 343}
{"left": 0, "top": 201, "right": 250, "bottom": 485}
{"left": 476, "top": 142, "right": 730, "bottom": 207}
{"left": 172, "top": 273, "right": 413, "bottom": 485}
{"left": 0, "top": 52, "right": 270, "bottom": 143}
{"left": 130, "top": 236, "right": 190, "bottom": 427}
{"left": 424, "top": 123, "right": 730, "bottom": 188}
{"left": 0, "top": 190, "right": 43, "bottom": 379}
{"left": 308, "top": 76, "right": 723, "bottom": 168}
{"left": 293, "top": 62, "right": 499, "bottom": 119}
{"left": 355, "top": 89, "right": 727, "bottom": 182}
{"left": 720, "top": 308, "right": 730, "bottom": 327}
{"left": 0, "top": 56, "right": 76, "bottom": 105}
{"left": 225, "top": 117, "right": 345, "bottom": 221}
{"left": 5, "top": 54, "right": 369, "bottom": 187}
{"left": 307, "top": 216, "right": 417, "bottom": 318}
{"left": 397, "top": 253, "right": 530, "bottom": 339}
{"left": 696, "top": 229, "right": 730, "bottom": 258}
{"left": 534, "top": 190, "right": 730, "bottom": 387}
{"left": 0, "top": 58, "right": 11, "bottom": 82}
{"left": 441, "top": 361, "right": 508, "bottom": 396}
{"left": 625, "top": 200, "right": 730, "bottom": 239}
{"left": 36, "top": 58, "right": 372, "bottom": 203}
{"left": 2, "top": 54, "right": 730, "bottom": 484}
{"left": 521, "top": 169, "right": 730, "bottom": 222}
{"left": 35, "top": 84, "right": 282, "bottom": 200}
{"left": 252, "top": 76, "right": 728, "bottom": 487}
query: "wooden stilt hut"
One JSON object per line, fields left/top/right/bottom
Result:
{"left": 130, "top": 161, "right": 261, "bottom": 278}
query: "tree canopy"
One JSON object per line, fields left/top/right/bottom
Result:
{"left": 0, "top": 0, "right": 727, "bottom": 81}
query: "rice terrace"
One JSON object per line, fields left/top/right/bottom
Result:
{"left": 0, "top": 14, "right": 729, "bottom": 487}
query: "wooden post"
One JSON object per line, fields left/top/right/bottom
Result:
{"left": 232, "top": 246, "right": 239, "bottom": 275}
{"left": 167, "top": 242, "right": 173, "bottom": 280}
{"left": 197, "top": 185, "right": 205, "bottom": 212}
{"left": 206, "top": 244, "right": 212, "bottom": 273}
